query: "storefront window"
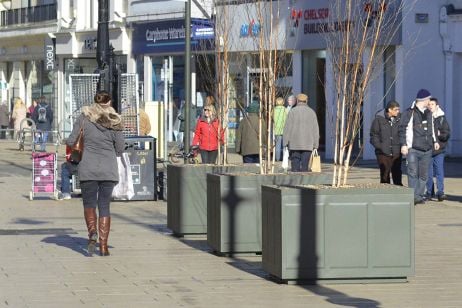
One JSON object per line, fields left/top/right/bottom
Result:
{"left": 27, "top": 60, "right": 54, "bottom": 107}
{"left": 383, "top": 46, "right": 396, "bottom": 107}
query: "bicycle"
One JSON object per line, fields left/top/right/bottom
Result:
{"left": 168, "top": 145, "right": 200, "bottom": 164}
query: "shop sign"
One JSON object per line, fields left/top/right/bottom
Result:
{"left": 44, "top": 37, "right": 55, "bottom": 71}
{"left": 133, "top": 19, "right": 214, "bottom": 54}
{"left": 288, "top": 0, "right": 401, "bottom": 49}
{"left": 240, "top": 20, "right": 261, "bottom": 38}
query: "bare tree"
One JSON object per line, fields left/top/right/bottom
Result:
{"left": 197, "top": 1, "right": 294, "bottom": 171}
{"left": 245, "top": 0, "right": 292, "bottom": 174}
{"left": 324, "top": 0, "right": 414, "bottom": 187}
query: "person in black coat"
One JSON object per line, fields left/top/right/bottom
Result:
{"left": 370, "top": 100, "right": 402, "bottom": 185}
{"left": 399, "top": 89, "right": 440, "bottom": 205}
{"left": 426, "top": 98, "right": 450, "bottom": 201}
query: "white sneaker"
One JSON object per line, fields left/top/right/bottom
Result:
{"left": 62, "top": 193, "right": 71, "bottom": 200}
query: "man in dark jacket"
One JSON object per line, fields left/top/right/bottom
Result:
{"left": 399, "top": 89, "right": 439, "bottom": 205}
{"left": 32, "top": 96, "right": 53, "bottom": 152}
{"left": 426, "top": 97, "right": 450, "bottom": 201}
{"left": 370, "top": 101, "right": 402, "bottom": 185}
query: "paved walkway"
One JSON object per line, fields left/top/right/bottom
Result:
{"left": 0, "top": 140, "right": 462, "bottom": 307}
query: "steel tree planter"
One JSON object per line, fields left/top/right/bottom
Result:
{"left": 261, "top": 184, "right": 415, "bottom": 283}
{"left": 207, "top": 173, "right": 332, "bottom": 254}
{"left": 167, "top": 164, "right": 258, "bottom": 236}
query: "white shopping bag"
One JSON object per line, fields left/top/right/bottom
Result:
{"left": 282, "top": 147, "right": 289, "bottom": 171}
{"left": 112, "top": 152, "right": 135, "bottom": 200}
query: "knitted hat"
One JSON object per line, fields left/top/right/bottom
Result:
{"left": 416, "top": 89, "right": 431, "bottom": 101}
{"left": 246, "top": 102, "right": 260, "bottom": 113}
{"left": 296, "top": 93, "right": 308, "bottom": 103}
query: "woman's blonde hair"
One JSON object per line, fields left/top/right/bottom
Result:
{"left": 14, "top": 97, "right": 25, "bottom": 109}
{"left": 275, "top": 97, "right": 284, "bottom": 106}
{"left": 204, "top": 103, "right": 217, "bottom": 119}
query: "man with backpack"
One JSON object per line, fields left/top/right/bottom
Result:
{"left": 32, "top": 96, "right": 53, "bottom": 152}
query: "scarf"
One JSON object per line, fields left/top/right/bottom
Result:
{"left": 82, "top": 103, "right": 123, "bottom": 130}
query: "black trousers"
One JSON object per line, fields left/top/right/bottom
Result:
{"left": 200, "top": 150, "right": 218, "bottom": 164}
{"left": 376, "top": 153, "right": 403, "bottom": 185}
{"left": 80, "top": 180, "right": 117, "bottom": 217}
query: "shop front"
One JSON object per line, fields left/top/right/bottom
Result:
{"left": 55, "top": 29, "right": 129, "bottom": 137}
{"left": 131, "top": 18, "right": 214, "bottom": 153}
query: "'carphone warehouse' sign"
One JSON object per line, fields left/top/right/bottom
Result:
{"left": 133, "top": 19, "right": 214, "bottom": 54}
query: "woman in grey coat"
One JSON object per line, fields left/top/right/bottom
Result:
{"left": 66, "top": 91, "right": 125, "bottom": 256}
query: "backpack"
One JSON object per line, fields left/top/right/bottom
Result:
{"left": 37, "top": 104, "right": 48, "bottom": 123}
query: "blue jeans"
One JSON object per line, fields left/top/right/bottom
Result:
{"left": 426, "top": 152, "right": 445, "bottom": 196}
{"left": 274, "top": 135, "right": 283, "bottom": 161}
{"left": 60, "top": 162, "right": 78, "bottom": 194}
{"left": 407, "top": 148, "right": 432, "bottom": 201}
{"left": 61, "top": 163, "right": 72, "bottom": 194}
{"left": 80, "top": 180, "right": 116, "bottom": 217}
{"left": 290, "top": 150, "right": 311, "bottom": 172}
{"left": 35, "top": 131, "right": 48, "bottom": 151}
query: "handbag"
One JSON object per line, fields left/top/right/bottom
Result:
{"left": 112, "top": 153, "right": 135, "bottom": 200}
{"left": 309, "top": 149, "right": 321, "bottom": 173}
{"left": 71, "top": 127, "right": 84, "bottom": 163}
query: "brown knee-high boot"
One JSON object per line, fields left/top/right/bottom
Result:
{"left": 84, "top": 208, "right": 98, "bottom": 256}
{"left": 98, "top": 216, "right": 111, "bottom": 256}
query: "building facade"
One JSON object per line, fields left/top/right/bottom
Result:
{"left": 0, "top": 0, "right": 57, "bottom": 115}
{"left": 1, "top": 0, "right": 461, "bottom": 161}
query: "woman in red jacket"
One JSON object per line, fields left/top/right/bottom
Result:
{"left": 192, "top": 104, "right": 224, "bottom": 164}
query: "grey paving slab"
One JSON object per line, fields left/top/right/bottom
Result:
{"left": 1, "top": 140, "right": 462, "bottom": 307}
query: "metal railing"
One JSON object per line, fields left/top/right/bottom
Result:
{"left": 0, "top": 4, "right": 57, "bottom": 27}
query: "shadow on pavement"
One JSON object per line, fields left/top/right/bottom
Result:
{"left": 178, "top": 237, "right": 210, "bottom": 252}
{"left": 41, "top": 234, "right": 92, "bottom": 256}
{"left": 12, "top": 218, "right": 48, "bottom": 225}
{"left": 445, "top": 194, "right": 462, "bottom": 203}
{"left": 302, "top": 285, "right": 381, "bottom": 308}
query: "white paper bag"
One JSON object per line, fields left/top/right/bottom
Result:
{"left": 282, "top": 147, "right": 289, "bottom": 170}
{"left": 112, "top": 153, "right": 135, "bottom": 200}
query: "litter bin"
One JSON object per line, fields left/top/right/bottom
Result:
{"left": 124, "top": 136, "right": 157, "bottom": 201}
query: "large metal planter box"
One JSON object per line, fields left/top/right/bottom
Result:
{"left": 167, "top": 164, "right": 258, "bottom": 235}
{"left": 261, "top": 184, "right": 415, "bottom": 283}
{"left": 207, "top": 173, "right": 332, "bottom": 254}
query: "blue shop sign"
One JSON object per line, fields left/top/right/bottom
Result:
{"left": 133, "top": 19, "right": 214, "bottom": 54}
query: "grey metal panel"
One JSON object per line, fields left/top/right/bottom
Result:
{"left": 168, "top": 165, "right": 259, "bottom": 235}
{"left": 208, "top": 173, "right": 332, "bottom": 254}
{"left": 261, "top": 185, "right": 414, "bottom": 282}
{"left": 325, "top": 202, "right": 368, "bottom": 268}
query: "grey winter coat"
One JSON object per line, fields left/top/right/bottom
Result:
{"left": 66, "top": 113, "right": 125, "bottom": 182}
{"left": 283, "top": 104, "right": 319, "bottom": 151}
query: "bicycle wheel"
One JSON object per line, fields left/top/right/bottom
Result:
{"left": 167, "top": 144, "right": 180, "bottom": 164}
{"left": 168, "top": 150, "right": 181, "bottom": 164}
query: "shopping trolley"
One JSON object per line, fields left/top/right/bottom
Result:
{"left": 18, "top": 118, "right": 36, "bottom": 151}
{"left": 30, "top": 152, "right": 59, "bottom": 200}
